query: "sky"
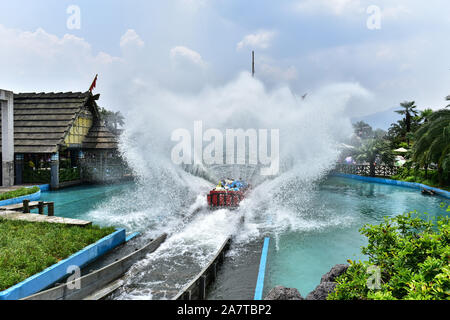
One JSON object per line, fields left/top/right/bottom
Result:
{"left": 1, "top": 0, "right": 450, "bottom": 129}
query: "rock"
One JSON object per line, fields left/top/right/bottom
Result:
{"left": 305, "top": 282, "right": 336, "bottom": 300}
{"left": 320, "top": 264, "right": 349, "bottom": 283}
{"left": 265, "top": 286, "right": 304, "bottom": 300}
{"left": 306, "top": 264, "right": 349, "bottom": 300}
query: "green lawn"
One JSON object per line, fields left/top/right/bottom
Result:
{"left": 0, "top": 186, "right": 40, "bottom": 201}
{"left": 0, "top": 219, "right": 115, "bottom": 291}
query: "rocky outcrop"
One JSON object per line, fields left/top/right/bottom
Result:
{"left": 305, "top": 282, "right": 337, "bottom": 300}
{"left": 264, "top": 264, "right": 349, "bottom": 301}
{"left": 306, "top": 264, "right": 349, "bottom": 300}
{"left": 320, "top": 264, "right": 349, "bottom": 283}
{"left": 265, "top": 286, "right": 304, "bottom": 300}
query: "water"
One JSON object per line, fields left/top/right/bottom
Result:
{"left": 39, "top": 183, "right": 137, "bottom": 226}
{"left": 37, "top": 176, "right": 449, "bottom": 300}
{"left": 32, "top": 73, "right": 449, "bottom": 300}
{"left": 93, "top": 72, "right": 368, "bottom": 299}
{"left": 39, "top": 180, "right": 247, "bottom": 300}
{"left": 263, "top": 176, "right": 448, "bottom": 298}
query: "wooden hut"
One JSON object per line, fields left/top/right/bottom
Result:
{"left": 0, "top": 91, "right": 123, "bottom": 189}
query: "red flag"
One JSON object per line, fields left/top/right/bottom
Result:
{"left": 89, "top": 74, "right": 98, "bottom": 92}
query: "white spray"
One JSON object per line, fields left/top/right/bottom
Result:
{"left": 88, "top": 72, "right": 371, "bottom": 299}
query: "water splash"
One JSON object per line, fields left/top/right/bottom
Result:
{"left": 105, "top": 72, "right": 367, "bottom": 229}
{"left": 88, "top": 72, "right": 371, "bottom": 299}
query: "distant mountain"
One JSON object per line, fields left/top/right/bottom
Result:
{"left": 351, "top": 107, "right": 402, "bottom": 130}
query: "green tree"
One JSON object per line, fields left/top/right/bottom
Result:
{"left": 387, "top": 119, "right": 408, "bottom": 148}
{"left": 395, "top": 101, "right": 419, "bottom": 145}
{"left": 353, "top": 121, "right": 374, "bottom": 140}
{"left": 412, "top": 109, "right": 450, "bottom": 185}
{"left": 373, "top": 128, "right": 387, "bottom": 139}
{"left": 109, "top": 111, "right": 125, "bottom": 130}
{"left": 419, "top": 108, "right": 434, "bottom": 123}
{"left": 99, "top": 107, "right": 125, "bottom": 132}
{"left": 353, "top": 138, "right": 395, "bottom": 177}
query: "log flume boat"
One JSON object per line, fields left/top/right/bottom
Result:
{"left": 207, "top": 179, "right": 250, "bottom": 209}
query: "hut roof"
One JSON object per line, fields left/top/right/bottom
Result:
{"left": 82, "top": 122, "right": 119, "bottom": 150}
{"left": 0, "top": 91, "right": 116, "bottom": 153}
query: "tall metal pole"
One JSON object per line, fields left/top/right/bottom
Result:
{"left": 252, "top": 51, "right": 255, "bottom": 77}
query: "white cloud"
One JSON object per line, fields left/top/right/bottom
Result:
{"left": 178, "top": 0, "right": 208, "bottom": 11}
{"left": 293, "top": 0, "right": 410, "bottom": 19}
{"left": 170, "top": 46, "right": 207, "bottom": 68}
{"left": 237, "top": 30, "right": 276, "bottom": 51}
{"left": 294, "top": 0, "right": 364, "bottom": 15}
{"left": 381, "top": 5, "right": 411, "bottom": 19}
{"left": 0, "top": 24, "right": 119, "bottom": 93}
{"left": 1, "top": 0, "right": 449, "bottom": 126}
{"left": 120, "top": 29, "right": 145, "bottom": 48}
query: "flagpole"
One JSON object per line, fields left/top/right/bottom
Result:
{"left": 89, "top": 74, "right": 98, "bottom": 93}
{"left": 252, "top": 51, "right": 255, "bottom": 77}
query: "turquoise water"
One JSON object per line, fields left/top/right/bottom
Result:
{"left": 39, "top": 183, "right": 136, "bottom": 225}
{"left": 35, "top": 177, "right": 449, "bottom": 299}
{"left": 264, "top": 176, "right": 449, "bottom": 297}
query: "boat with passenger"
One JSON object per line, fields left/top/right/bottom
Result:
{"left": 207, "top": 179, "right": 249, "bottom": 209}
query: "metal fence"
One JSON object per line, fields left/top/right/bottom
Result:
{"left": 334, "top": 164, "right": 398, "bottom": 177}
{"left": 80, "top": 158, "right": 132, "bottom": 183}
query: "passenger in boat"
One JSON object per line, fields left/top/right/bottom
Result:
{"left": 422, "top": 188, "right": 436, "bottom": 196}
{"left": 215, "top": 181, "right": 225, "bottom": 191}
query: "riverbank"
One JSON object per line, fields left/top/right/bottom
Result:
{"left": 0, "top": 187, "right": 40, "bottom": 201}
{"left": 266, "top": 212, "right": 449, "bottom": 300}
{"left": 261, "top": 175, "right": 449, "bottom": 300}
{"left": 388, "top": 175, "right": 450, "bottom": 192}
{"left": 332, "top": 173, "right": 450, "bottom": 199}
{"left": 334, "top": 165, "right": 450, "bottom": 191}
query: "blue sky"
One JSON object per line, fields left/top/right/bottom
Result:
{"left": 1, "top": 0, "right": 450, "bottom": 129}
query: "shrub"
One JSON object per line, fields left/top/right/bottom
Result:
{"left": 23, "top": 167, "right": 81, "bottom": 183}
{"left": 328, "top": 211, "right": 450, "bottom": 300}
{"left": 23, "top": 168, "right": 51, "bottom": 183}
{"left": 59, "top": 168, "right": 80, "bottom": 183}
{"left": 391, "top": 167, "right": 443, "bottom": 188}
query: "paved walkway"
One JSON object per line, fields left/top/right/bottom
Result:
{"left": 0, "top": 211, "right": 92, "bottom": 226}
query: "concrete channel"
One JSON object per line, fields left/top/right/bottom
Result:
{"left": 23, "top": 234, "right": 167, "bottom": 300}
{"left": 173, "top": 237, "right": 232, "bottom": 300}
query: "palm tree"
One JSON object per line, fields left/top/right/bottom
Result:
{"left": 109, "top": 111, "right": 125, "bottom": 130}
{"left": 353, "top": 138, "right": 395, "bottom": 177}
{"left": 387, "top": 118, "right": 408, "bottom": 147}
{"left": 99, "top": 107, "right": 125, "bottom": 132}
{"left": 446, "top": 95, "right": 450, "bottom": 108}
{"left": 419, "top": 108, "right": 434, "bottom": 123}
{"left": 395, "top": 101, "right": 419, "bottom": 145}
{"left": 353, "top": 121, "right": 374, "bottom": 140}
{"left": 373, "top": 128, "right": 387, "bottom": 139}
{"left": 412, "top": 109, "right": 450, "bottom": 185}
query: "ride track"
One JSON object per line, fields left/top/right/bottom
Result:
{"left": 109, "top": 204, "right": 248, "bottom": 300}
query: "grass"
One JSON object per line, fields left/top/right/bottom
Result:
{"left": 384, "top": 167, "right": 450, "bottom": 192}
{"left": 0, "top": 186, "right": 40, "bottom": 201}
{"left": 0, "top": 218, "right": 115, "bottom": 291}
{"left": 389, "top": 175, "right": 450, "bottom": 192}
